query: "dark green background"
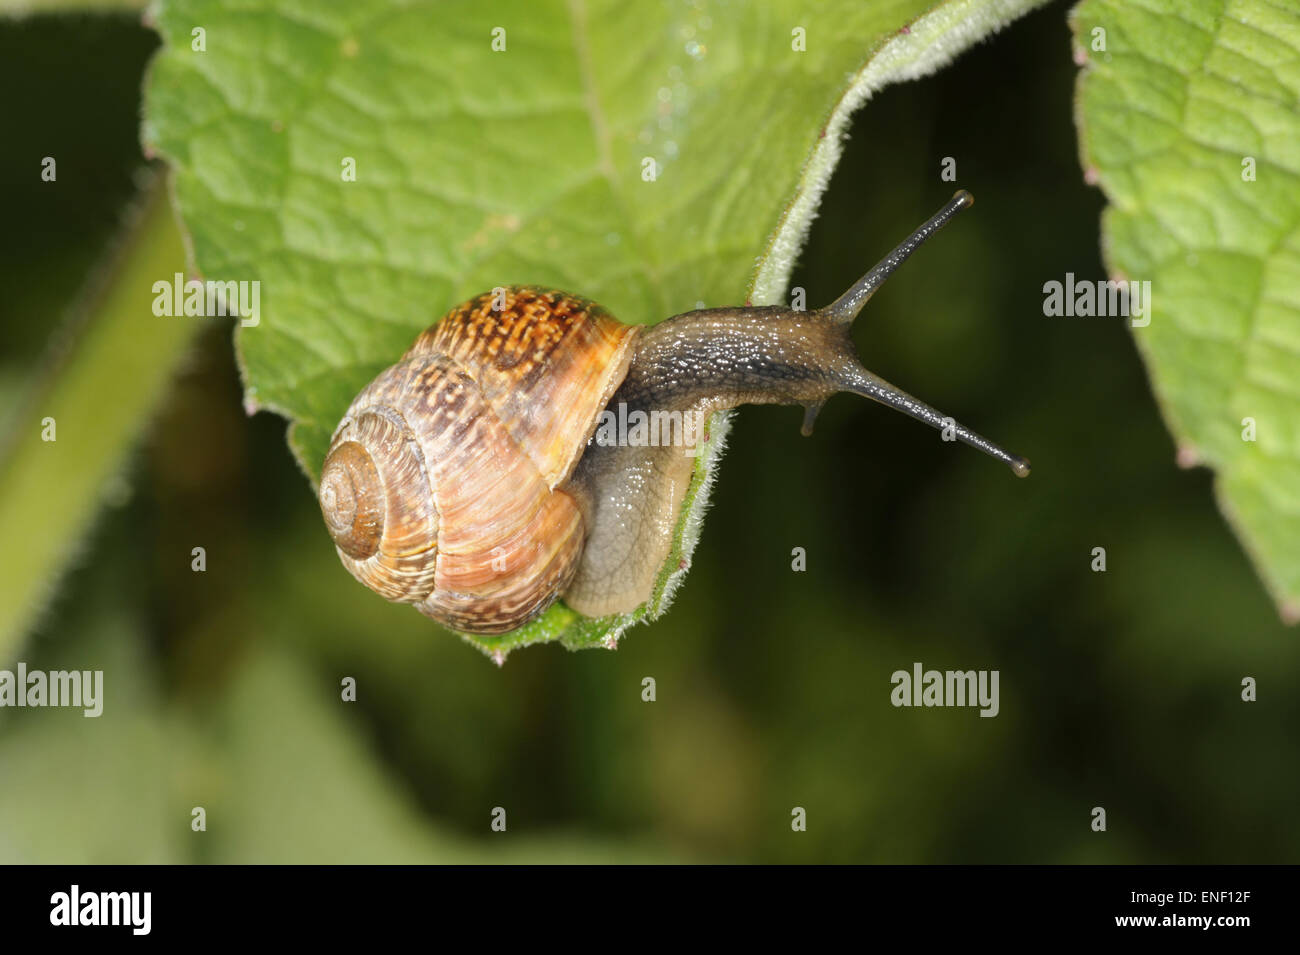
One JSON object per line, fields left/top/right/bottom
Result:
{"left": 1, "top": 2, "right": 1295, "bottom": 862}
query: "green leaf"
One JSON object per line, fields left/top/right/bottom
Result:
{"left": 143, "top": 0, "right": 1048, "bottom": 657}
{"left": 1072, "top": 0, "right": 1300, "bottom": 623}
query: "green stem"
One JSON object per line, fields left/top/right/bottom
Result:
{"left": 0, "top": 171, "right": 196, "bottom": 659}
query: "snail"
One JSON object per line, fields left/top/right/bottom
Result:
{"left": 318, "top": 190, "right": 1029, "bottom": 635}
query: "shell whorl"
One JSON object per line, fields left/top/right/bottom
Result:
{"left": 320, "top": 287, "right": 639, "bottom": 635}
{"left": 321, "top": 388, "right": 441, "bottom": 604}
{"left": 319, "top": 440, "right": 385, "bottom": 560}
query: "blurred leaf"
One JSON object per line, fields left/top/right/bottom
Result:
{"left": 0, "top": 605, "right": 183, "bottom": 863}
{"left": 208, "top": 648, "right": 449, "bottom": 862}
{"left": 0, "top": 174, "right": 194, "bottom": 659}
{"left": 142, "top": 0, "right": 1047, "bottom": 656}
{"left": 0, "top": 0, "right": 144, "bottom": 14}
{"left": 209, "top": 647, "right": 667, "bottom": 862}
{"left": 1072, "top": 0, "right": 1300, "bottom": 621}
{"left": 0, "top": 601, "right": 662, "bottom": 862}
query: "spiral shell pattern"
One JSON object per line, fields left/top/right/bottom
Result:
{"left": 319, "top": 287, "right": 638, "bottom": 634}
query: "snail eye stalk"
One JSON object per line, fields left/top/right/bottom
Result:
{"left": 822, "top": 190, "right": 975, "bottom": 326}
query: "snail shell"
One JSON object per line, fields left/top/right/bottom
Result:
{"left": 319, "top": 288, "right": 637, "bottom": 633}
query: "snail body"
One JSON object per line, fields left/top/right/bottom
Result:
{"left": 319, "top": 191, "right": 1029, "bottom": 635}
